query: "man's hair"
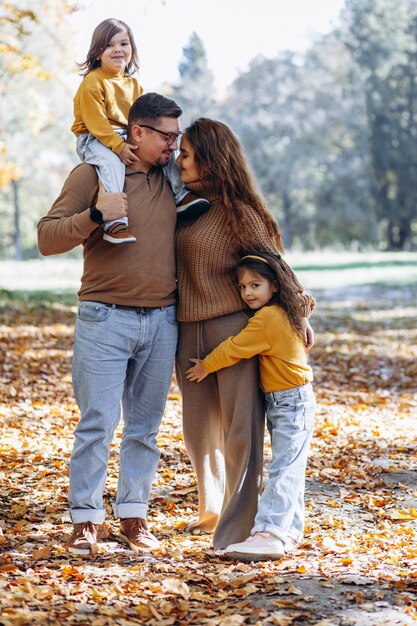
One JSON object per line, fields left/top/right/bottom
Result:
{"left": 128, "top": 93, "right": 182, "bottom": 126}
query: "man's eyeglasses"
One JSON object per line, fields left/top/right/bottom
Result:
{"left": 139, "top": 124, "right": 182, "bottom": 147}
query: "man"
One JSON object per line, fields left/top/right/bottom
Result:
{"left": 38, "top": 93, "right": 183, "bottom": 555}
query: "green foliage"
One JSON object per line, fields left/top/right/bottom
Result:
{"left": 217, "top": 41, "right": 377, "bottom": 250}
{"left": 343, "top": 0, "right": 417, "bottom": 249}
{"left": 0, "top": 287, "right": 77, "bottom": 308}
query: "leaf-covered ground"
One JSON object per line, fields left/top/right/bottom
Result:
{"left": 1, "top": 284, "right": 417, "bottom": 626}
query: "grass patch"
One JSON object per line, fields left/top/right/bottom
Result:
{"left": 0, "top": 288, "right": 77, "bottom": 309}
{"left": 1, "top": 252, "right": 417, "bottom": 299}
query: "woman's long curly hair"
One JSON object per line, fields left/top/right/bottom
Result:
{"left": 77, "top": 18, "right": 139, "bottom": 76}
{"left": 236, "top": 250, "right": 305, "bottom": 340}
{"left": 183, "top": 118, "right": 283, "bottom": 253}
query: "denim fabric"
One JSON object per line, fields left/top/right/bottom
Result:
{"left": 162, "top": 155, "right": 187, "bottom": 204}
{"left": 69, "top": 302, "right": 178, "bottom": 524}
{"left": 76, "top": 131, "right": 127, "bottom": 230}
{"left": 252, "top": 382, "right": 316, "bottom": 545}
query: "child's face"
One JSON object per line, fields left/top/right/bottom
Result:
{"left": 238, "top": 269, "right": 277, "bottom": 310}
{"left": 98, "top": 28, "right": 132, "bottom": 74}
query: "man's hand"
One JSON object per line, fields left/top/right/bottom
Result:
{"left": 95, "top": 181, "right": 128, "bottom": 222}
{"left": 185, "top": 358, "right": 209, "bottom": 382}
{"left": 119, "top": 143, "right": 140, "bottom": 165}
{"left": 302, "top": 317, "right": 315, "bottom": 350}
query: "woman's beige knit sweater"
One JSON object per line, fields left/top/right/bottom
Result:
{"left": 175, "top": 196, "right": 314, "bottom": 323}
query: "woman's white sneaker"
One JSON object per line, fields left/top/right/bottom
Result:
{"left": 224, "top": 532, "right": 286, "bottom": 561}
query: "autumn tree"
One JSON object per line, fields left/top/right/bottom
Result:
{"left": 303, "top": 32, "right": 377, "bottom": 249}
{"left": 219, "top": 51, "right": 316, "bottom": 248}
{"left": 343, "top": 0, "right": 417, "bottom": 250}
{"left": 0, "top": 0, "right": 77, "bottom": 259}
{"left": 218, "top": 37, "right": 375, "bottom": 250}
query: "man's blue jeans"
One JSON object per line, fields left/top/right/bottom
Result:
{"left": 69, "top": 302, "right": 178, "bottom": 524}
{"left": 252, "top": 382, "right": 316, "bottom": 545}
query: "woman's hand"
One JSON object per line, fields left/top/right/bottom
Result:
{"left": 302, "top": 317, "right": 315, "bottom": 350}
{"left": 185, "top": 358, "right": 209, "bottom": 382}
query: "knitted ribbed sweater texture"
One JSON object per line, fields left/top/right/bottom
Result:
{"left": 175, "top": 195, "right": 280, "bottom": 322}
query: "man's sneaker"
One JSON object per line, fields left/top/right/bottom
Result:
{"left": 176, "top": 195, "right": 210, "bottom": 223}
{"left": 66, "top": 521, "right": 98, "bottom": 555}
{"left": 119, "top": 518, "right": 160, "bottom": 552}
{"left": 103, "top": 222, "right": 136, "bottom": 244}
{"left": 224, "top": 532, "right": 286, "bottom": 561}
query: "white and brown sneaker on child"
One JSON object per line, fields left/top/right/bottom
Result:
{"left": 103, "top": 222, "right": 136, "bottom": 244}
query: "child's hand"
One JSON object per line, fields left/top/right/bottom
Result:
{"left": 185, "top": 358, "right": 209, "bottom": 382}
{"left": 119, "top": 143, "right": 140, "bottom": 165}
{"left": 301, "top": 318, "right": 315, "bottom": 350}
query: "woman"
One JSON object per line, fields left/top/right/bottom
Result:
{"left": 175, "top": 118, "right": 315, "bottom": 550}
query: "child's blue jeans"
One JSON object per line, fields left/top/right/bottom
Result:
{"left": 252, "top": 382, "right": 316, "bottom": 547}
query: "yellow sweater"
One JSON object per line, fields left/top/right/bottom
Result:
{"left": 71, "top": 67, "right": 144, "bottom": 154}
{"left": 202, "top": 305, "right": 313, "bottom": 392}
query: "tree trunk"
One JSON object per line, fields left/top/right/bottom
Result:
{"left": 12, "top": 179, "right": 22, "bottom": 260}
{"left": 387, "top": 217, "right": 412, "bottom": 251}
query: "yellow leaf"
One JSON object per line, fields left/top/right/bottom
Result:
{"left": 219, "top": 616, "right": 246, "bottom": 625}
{"left": 230, "top": 573, "right": 257, "bottom": 587}
{"left": 327, "top": 498, "right": 341, "bottom": 508}
{"left": 174, "top": 519, "right": 188, "bottom": 529}
{"left": 35, "top": 587, "right": 54, "bottom": 600}
{"left": 89, "top": 588, "right": 108, "bottom": 599}
{"left": 162, "top": 578, "right": 190, "bottom": 598}
{"left": 134, "top": 603, "right": 152, "bottom": 618}
{"left": 271, "top": 616, "right": 293, "bottom": 626}
{"left": 389, "top": 508, "right": 416, "bottom": 520}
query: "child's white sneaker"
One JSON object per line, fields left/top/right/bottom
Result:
{"left": 224, "top": 532, "right": 286, "bottom": 561}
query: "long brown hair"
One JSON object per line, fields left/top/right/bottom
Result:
{"left": 183, "top": 118, "right": 283, "bottom": 252}
{"left": 77, "top": 18, "right": 139, "bottom": 76}
{"left": 236, "top": 251, "right": 305, "bottom": 340}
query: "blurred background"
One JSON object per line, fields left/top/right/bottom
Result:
{"left": 1, "top": 0, "right": 417, "bottom": 264}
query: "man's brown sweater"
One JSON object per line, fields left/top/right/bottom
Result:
{"left": 38, "top": 163, "right": 177, "bottom": 307}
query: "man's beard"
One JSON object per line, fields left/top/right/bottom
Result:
{"left": 155, "top": 155, "right": 170, "bottom": 167}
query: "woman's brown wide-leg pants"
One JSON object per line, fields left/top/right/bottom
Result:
{"left": 176, "top": 311, "right": 265, "bottom": 549}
